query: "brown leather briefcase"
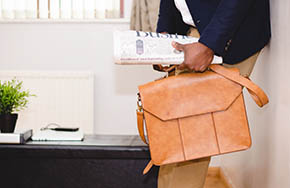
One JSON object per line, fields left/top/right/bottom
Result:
{"left": 136, "top": 65, "right": 269, "bottom": 174}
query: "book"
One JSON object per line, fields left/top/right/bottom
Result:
{"left": 31, "top": 129, "right": 84, "bottom": 141}
{"left": 114, "top": 30, "right": 223, "bottom": 65}
{"left": 0, "top": 129, "right": 33, "bottom": 144}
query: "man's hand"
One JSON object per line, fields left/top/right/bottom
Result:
{"left": 172, "top": 41, "right": 214, "bottom": 72}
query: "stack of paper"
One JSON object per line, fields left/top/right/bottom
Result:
{"left": 32, "top": 129, "right": 84, "bottom": 141}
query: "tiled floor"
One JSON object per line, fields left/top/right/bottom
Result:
{"left": 204, "top": 168, "right": 230, "bottom": 188}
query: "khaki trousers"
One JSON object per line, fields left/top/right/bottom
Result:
{"left": 158, "top": 28, "right": 260, "bottom": 188}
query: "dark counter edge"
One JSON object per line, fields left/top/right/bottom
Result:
{"left": 0, "top": 135, "right": 151, "bottom": 159}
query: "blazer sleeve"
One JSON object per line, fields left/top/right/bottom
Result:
{"left": 156, "top": 0, "right": 175, "bottom": 33}
{"left": 198, "top": 0, "right": 256, "bottom": 56}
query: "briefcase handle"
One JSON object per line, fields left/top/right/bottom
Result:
{"left": 152, "top": 65, "right": 178, "bottom": 73}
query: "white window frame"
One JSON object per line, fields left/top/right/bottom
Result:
{"left": 0, "top": 0, "right": 131, "bottom": 23}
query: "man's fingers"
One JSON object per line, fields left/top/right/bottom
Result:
{"left": 172, "top": 41, "right": 185, "bottom": 51}
{"left": 198, "top": 65, "right": 207, "bottom": 72}
{"left": 195, "top": 63, "right": 210, "bottom": 72}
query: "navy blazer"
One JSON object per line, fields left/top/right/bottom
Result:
{"left": 157, "top": 0, "right": 271, "bottom": 64}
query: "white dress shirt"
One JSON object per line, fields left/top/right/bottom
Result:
{"left": 174, "top": 0, "right": 195, "bottom": 27}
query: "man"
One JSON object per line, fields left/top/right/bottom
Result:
{"left": 156, "top": 0, "right": 271, "bottom": 187}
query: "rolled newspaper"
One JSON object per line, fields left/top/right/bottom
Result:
{"left": 114, "top": 30, "right": 223, "bottom": 65}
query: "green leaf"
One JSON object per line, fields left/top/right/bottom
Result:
{"left": 0, "top": 79, "right": 36, "bottom": 115}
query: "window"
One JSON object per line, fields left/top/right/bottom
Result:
{"left": 0, "top": 0, "right": 125, "bottom": 20}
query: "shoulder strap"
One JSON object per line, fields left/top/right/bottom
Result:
{"left": 137, "top": 110, "right": 148, "bottom": 145}
{"left": 209, "top": 65, "right": 269, "bottom": 107}
{"left": 143, "top": 160, "right": 154, "bottom": 174}
{"left": 137, "top": 110, "right": 153, "bottom": 174}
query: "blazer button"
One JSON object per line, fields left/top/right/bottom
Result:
{"left": 227, "top": 39, "right": 232, "bottom": 46}
{"left": 196, "top": 20, "right": 201, "bottom": 24}
{"left": 225, "top": 46, "right": 229, "bottom": 51}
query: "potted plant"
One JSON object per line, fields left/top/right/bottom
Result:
{"left": 0, "top": 79, "right": 34, "bottom": 133}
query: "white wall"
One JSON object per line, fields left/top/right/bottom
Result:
{"left": 0, "top": 21, "right": 164, "bottom": 135}
{"left": 124, "top": 0, "right": 133, "bottom": 19}
{"left": 220, "top": 0, "right": 290, "bottom": 187}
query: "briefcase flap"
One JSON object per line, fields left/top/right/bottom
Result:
{"left": 138, "top": 69, "right": 243, "bottom": 121}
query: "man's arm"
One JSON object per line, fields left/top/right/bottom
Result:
{"left": 199, "top": 0, "right": 256, "bottom": 56}
{"left": 157, "top": 0, "right": 189, "bottom": 34}
{"left": 175, "top": 0, "right": 256, "bottom": 71}
{"left": 156, "top": 0, "right": 176, "bottom": 33}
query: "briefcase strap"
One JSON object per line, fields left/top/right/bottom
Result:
{"left": 136, "top": 110, "right": 148, "bottom": 145}
{"left": 153, "top": 65, "right": 269, "bottom": 107}
{"left": 209, "top": 65, "right": 269, "bottom": 107}
{"left": 137, "top": 110, "right": 153, "bottom": 174}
